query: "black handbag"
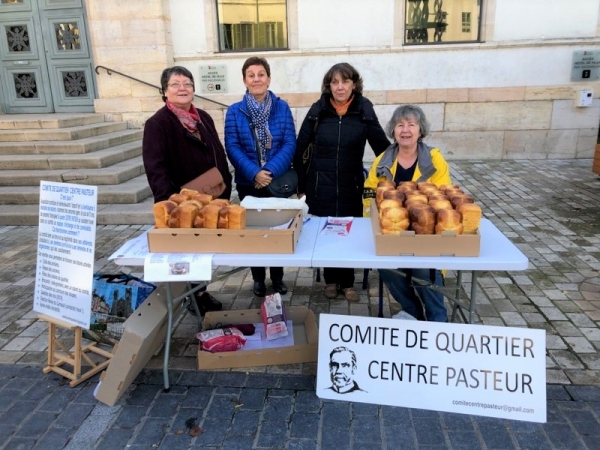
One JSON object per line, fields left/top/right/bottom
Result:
{"left": 267, "top": 168, "right": 298, "bottom": 198}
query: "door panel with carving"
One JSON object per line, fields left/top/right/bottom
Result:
{"left": 0, "top": 0, "right": 95, "bottom": 113}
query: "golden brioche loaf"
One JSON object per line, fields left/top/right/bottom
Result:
{"left": 409, "top": 205, "right": 436, "bottom": 235}
{"left": 382, "top": 189, "right": 405, "bottom": 204}
{"left": 226, "top": 205, "right": 247, "bottom": 230}
{"left": 168, "top": 203, "right": 198, "bottom": 228}
{"left": 376, "top": 186, "right": 394, "bottom": 206}
{"left": 168, "top": 193, "right": 187, "bottom": 204}
{"left": 210, "top": 198, "right": 230, "bottom": 208}
{"left": 378, "top": 198, "right": 403, "bottom": 214}
{"left": 435, "top": 209, "right": 464, "bottom": 234}
{"left": 429, "top": 199, "right": 454, "bottom": 212}
{"left": 458, "top": 203, "right": 482, "bottom": 234}
{"left": 451, "top": 194, "right": 474, "bottom": 209}
{"left": 180, "top": 188, "right": 199, "bottom": 199}
{"left": 153, "top": 200, "right": 178, "bottom": 228}
{"left": 379, "top": 206, "right": 409, "bottom": 235}
{"left": 191, "top": 193, "right": 213, "bottom": 206}
{"left": 199, "top": 204, "right": 222, "bottom": 229}
{"left": 377, "top": 180, "right": 396, "bottom": 189}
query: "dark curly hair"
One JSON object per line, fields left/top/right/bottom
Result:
{"left": 321, "top": 62, "right": 363, "bottom": 95}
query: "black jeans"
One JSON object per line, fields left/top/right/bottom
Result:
{"left": 323, "top": 267, "right": 354, "bottom": 290}
{"left": 236, "top": 184, "right": 284, "bottom": 282}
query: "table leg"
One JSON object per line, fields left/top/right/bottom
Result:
{"left": 163, "top": 282, "right": 174, "bottom": 392}
{"left": 378, "top": 274, "right": 384, "bottom": 318}
{"left": 469, "top": 271, "right": 478, "bottom": 324}
{"left": 450, "top": 271, "right": 463, "bottom": 322}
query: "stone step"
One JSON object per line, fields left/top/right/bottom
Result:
{"left": 0, "top": 197, "right": 154, "bottom": 226}
{"left": 0, "top": 140, "right": 142, "bottom": 170}
{"left": 0, "top": 155, "right": 145, "bottom": 186}
{"left": 0, "top": 129, "right": 143, "bottom": 155}
{"left": 0, "top": 121, "right": 128, "bottom": 142}
{"left": 0, "top": 174, "right": 152, "bottom": 205}
{"left": 0, "top": 113, "right": 106, "bottom": 130}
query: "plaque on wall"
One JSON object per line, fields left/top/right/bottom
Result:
{"left": 571, "top": 50, "right": 600, "bottom": 81}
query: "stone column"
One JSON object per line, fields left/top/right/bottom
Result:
{"left": 85, "top": 0, "right": 173, "bottom": 125}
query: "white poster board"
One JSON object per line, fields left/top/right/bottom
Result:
{"left": 317, "top": 314, "right": 546, "bottom": 423}
{"left": 34, "top": 181, "right": 98, "bottom": 328}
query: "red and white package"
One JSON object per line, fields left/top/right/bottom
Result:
{"left": 196, "top": 327, "right": 247, "bottom": 353}
{"left": 261, "top": 293, "right": 288, "bottom": 340}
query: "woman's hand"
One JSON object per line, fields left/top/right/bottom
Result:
{"left": 254, "top": 170, "right": 273, "bottom": 189}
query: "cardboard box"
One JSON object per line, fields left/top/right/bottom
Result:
{"left": 370, "top": 199, "right": 480, "bottom": 256}
{"left": 198, "top": 306, "right": 318, "bottom": 370}
{"left": 147, "top": 209, "right": 303, "bottom": 254}
{"left": 94, "top": 282, "right": 187, "bottom": 406}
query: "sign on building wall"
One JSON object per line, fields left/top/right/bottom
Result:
{"left": 199, "top": 65, "right": 228, "bottom": 94}
{"left": 571, "top": 50, "right": 600, "bottom": 81}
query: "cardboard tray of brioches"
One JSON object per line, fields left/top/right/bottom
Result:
{"left": 147, "top": 208, "right": 303, "bottom": 254}
{"left": 370, "top": 199, "right": 481, "bottom": 256}
{"left": 198, "top": 306, "right": 318, "bottom": 370}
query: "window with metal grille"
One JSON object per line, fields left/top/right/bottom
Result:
{"left": 217, "top": 0, "right": 288, "bottom": 52}
{"left": 405, "top": 0, "right": 481, "bottom": 45}
{"left": 462, "top": 12, "right": 471, "bottom": 33}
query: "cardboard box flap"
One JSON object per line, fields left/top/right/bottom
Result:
{"left": 94, "top": 282, "right": 187, "bottom": 406}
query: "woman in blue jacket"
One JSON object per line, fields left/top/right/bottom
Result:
{"left": 225, "top": 56, "right": 296, "bottom": 297}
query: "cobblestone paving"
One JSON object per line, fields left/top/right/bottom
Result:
{"left": 0, "top": 159, "right": 599, "bottom": 448}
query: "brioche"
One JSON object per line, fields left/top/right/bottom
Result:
{"left": 398, "top": 181, "right": 418, "bottom": 190}
{"left": 417, "top": 182, "right": 437, "bottom": 191}
{"left": 180, "top": 188, "right": 199, "bottom": 199}
{"left": 458, "top": 203, "right": 482, "bottom": 234}
{"left": 440, "top": 184, "right": 460, "bottom": 193}
{"left": 153, "top": 200, "right": 178, "bottom": 228}
{"left": 451, "top": 194, "right": 474, "bottom": 209}
{"left": 168, "top": 204, "right": 197, "bottom": 228}
{"left": 217, "top": 207, "right": 229, "bottom": 229}
{"left": 376, "top": 186, "right": 395, "bottom": 206}
{"left": 199, "top": 204, "right": 222, "bottom": 229}
{"left": 191, "top": 193, "right": 213, "bottom": 206}
{"left": 428, "top": 194, "right": 449, "bottom": 202}
{"left": 382, "top": 189, "right": 405, "bottom": 204}
{"left": 397, "top": 183, "right": 417, "bottom": 194}
{"left": 377, "top": 180, "right": 396, "bottom": 189}
{"left": 209, "top": 198, "right": 230, "bottom": 208}
{"left": 226, "top": 205, "right": 247, "bottom": 230}
{"left": 378, "top": 198, "right": 403, "bottom": 214}
{"left": 429, "top": 199, "right": 454, "bottom": 212}
{"left": 409, "top": 205, "right": 435, "bottom": 235}
{"left": 404, "top": 193, "right": 428, "bottom": 207}
{"left": 193, "top": 215, "right": 205, "bottom": 228}
{"left": 180, "top": 199, "right": 204, "bottom": 210}
{"left": 435, "top": 209, "right": 464, "bottom": 235}
{"left": 168, "top": 193, "right": 187, "bottom": 204}
{"left": 379, "top": 206, "right": 409, "bottom": 235}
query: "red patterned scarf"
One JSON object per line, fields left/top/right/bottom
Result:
{"left": 166, "top": 99, "right": 201, "bottom": 133}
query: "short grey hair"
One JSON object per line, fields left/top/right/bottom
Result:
{"left": 385, "top": 104, "right": 430, "bottom": 141}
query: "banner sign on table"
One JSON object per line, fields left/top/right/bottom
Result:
{"left": 34, "top": 181, "right": 98, "bottom": 328}
{"left": 317, "top": 314, "right": 546, "bottom": 423}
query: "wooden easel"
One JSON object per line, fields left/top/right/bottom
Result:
{"left": 39, "top": 314, "right": 113, "bottom": 387}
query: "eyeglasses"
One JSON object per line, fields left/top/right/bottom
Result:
{"left": 167, "top": 82, "right": 194, "bottom": 90}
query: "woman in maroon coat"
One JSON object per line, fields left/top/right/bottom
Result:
{"left": 142, "top": 66, "right": 231, "bottom": 315}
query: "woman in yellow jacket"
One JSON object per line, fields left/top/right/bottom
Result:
{"left": 364, "top": 104, "right": 452, "bottom": 322}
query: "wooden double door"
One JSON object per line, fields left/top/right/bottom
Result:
{"left": 0, "top": 0, "right": 96, "bottom": 113}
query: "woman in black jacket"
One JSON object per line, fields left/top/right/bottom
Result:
{"left": 294, "top": 62, "right": 389, "bottom": 301}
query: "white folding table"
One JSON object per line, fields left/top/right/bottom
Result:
{"left": 311, "top": 217, "right": 529, "bottom": 323}
{"left": 111, "top": 216, "right": 528, "bottom": 389}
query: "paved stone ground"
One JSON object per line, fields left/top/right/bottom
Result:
{"left": 0, "top": 159, "right": 599, "bottom": 449}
